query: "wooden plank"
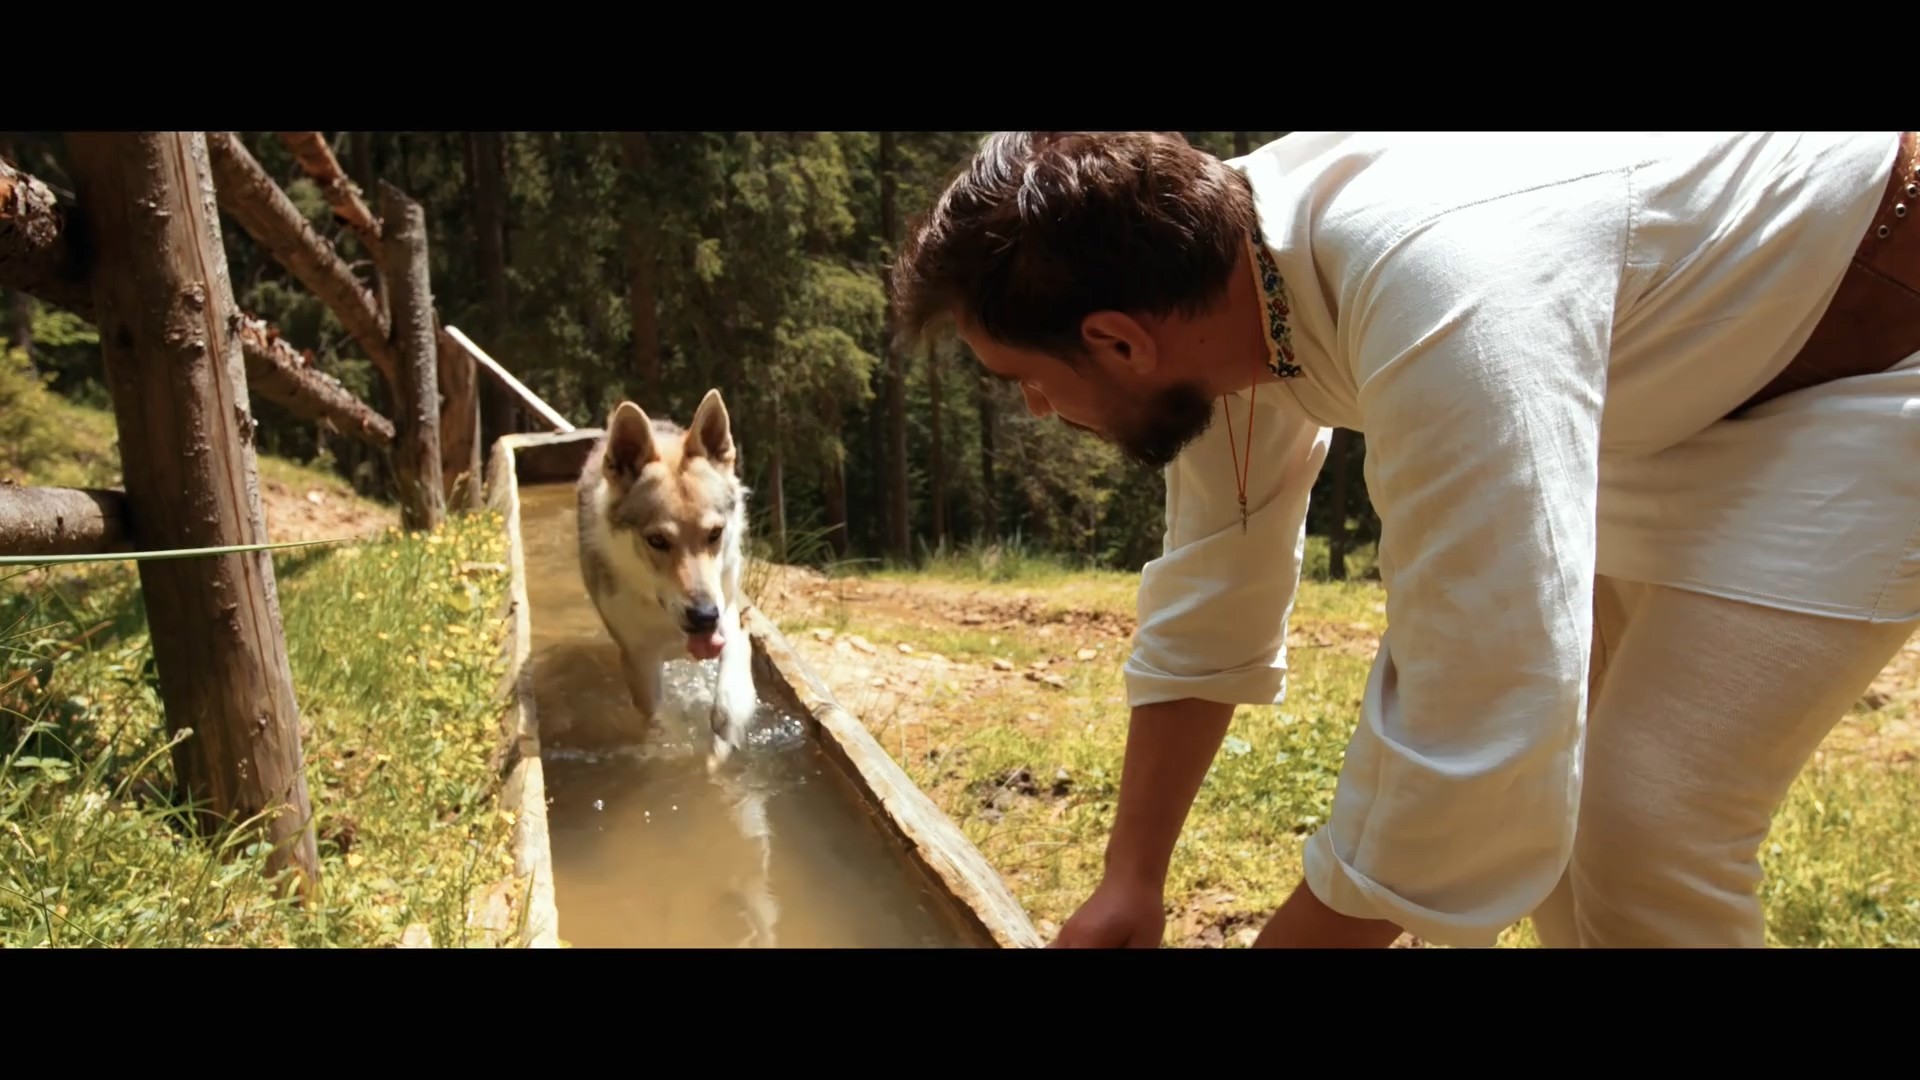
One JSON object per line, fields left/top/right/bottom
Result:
{"left": 443, "top": 324, "right": 575, "bottom": 433}
{"left": 484, "top": 433, "right": 562, "bottom": 947}
{"left": 64, "top": 130, "right": 320, "bottom": 900}
{"left": 0, "top": 484, "right": 131, "bottom": 557}
{"left": 500, "top": 428, "right": 600, "bottom": 486}
{"left": 744, "top": 604, "right": 1045, "bottom": 949}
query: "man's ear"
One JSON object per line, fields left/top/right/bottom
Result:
{"left": 1080, "top": 311, "right": 1159, "bottom": 376}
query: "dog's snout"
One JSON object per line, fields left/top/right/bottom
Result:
{"left": 685, "top": 599, "right": 720, "bottom": 633}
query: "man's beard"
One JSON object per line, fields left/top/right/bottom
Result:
{"left": 1112, "top": 382, "right": 1217, "bottom": 470}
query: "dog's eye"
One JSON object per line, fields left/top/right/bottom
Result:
{"left": 707, "top": 526, "right": 724, "bottom": 546}
{"left": 645, "top": 534, "right": 670, "bottom": 552}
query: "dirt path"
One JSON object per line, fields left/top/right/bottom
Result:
{"left": 1830, "top": 634, "right": 1920, "bottom": 768}
{"left": 754, "top": 565, "right": 1198, "bottom": 755}
{"left": 257, "top": 470, "right": 395, "bottom": 544}
{"left": 760, "top": 561, "right": 1919, "bottom": 769}
{"left": 755, "top": 564, "right": 1379, "bottom": 664}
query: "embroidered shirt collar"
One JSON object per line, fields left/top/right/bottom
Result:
{"left": 1247, "top": 223, "right": 1302, "bottom": 379}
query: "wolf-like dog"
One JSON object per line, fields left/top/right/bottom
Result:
{"left": 576, "top": 388, "right": 757, "bottom": 773}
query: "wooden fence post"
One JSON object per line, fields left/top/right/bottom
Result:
{"left": 437, "top": 326, "right": 482, "bottom": 512}
{"left": 62, "top": 131, "right": 320, "bottom": 898}
{"left": 377, "top": 181, "right": 445, "bottom": 531}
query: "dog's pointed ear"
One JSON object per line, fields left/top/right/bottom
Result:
{"left": 685, "top": 388, "right": 736, "bottom": 470}
{"left": 604, "top": 401, "right": 658, "bottom": 479}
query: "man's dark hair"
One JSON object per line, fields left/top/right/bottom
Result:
{"left": 891, "top": 131, "right": 1258, "bottom": 359}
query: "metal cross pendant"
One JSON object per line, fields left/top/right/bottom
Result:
{"left": 1238, "top": 494, "right": 1248, "bottom": 534}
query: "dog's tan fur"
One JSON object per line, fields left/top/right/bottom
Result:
{"left": 576, "top": 389, "right": 756, "bottom": 772}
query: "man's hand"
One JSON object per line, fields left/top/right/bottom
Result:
{"left": 1047, "top": 696, "right": 1235, "bottom": 947}
{"left": 1048, "top": 876, "right": 1166, "bottom": 947}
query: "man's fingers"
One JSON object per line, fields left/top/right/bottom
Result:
{"left": 1048, "top": 920, "right": 1106, "bottom": 948}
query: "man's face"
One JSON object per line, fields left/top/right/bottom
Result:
{"left": 956, "top": 317, "right": 1216, "bottom": 470}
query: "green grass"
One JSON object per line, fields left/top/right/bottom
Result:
{"left": 254, "top": 452, "right": 367, "bottom": 503}
{"left": 1759, "top": 751, "right": 1920, "bottom": 946}
{"left": 769, "top": 535, "right": 1920, "bottom": 949}
{"left": 1, "top": 347, "right": 122, "bottom": 490}
{"left": 2, "top": 347, "right": 523, "bottom": 947}
{"left": 1, "top": 514, "right": 520, "bottom": 947}
{"left": 860, "top": 533, "right": 1380, "bottom": 590}
{"left": 1, "top": 345, "right": 362, "bottom": 505}
{"left": 919, "top": 641, "right": 1377, "bottom": 940}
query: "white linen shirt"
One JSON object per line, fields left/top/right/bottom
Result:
{"left": 1123, "top": 132, "right": 1917, "bottom": 947}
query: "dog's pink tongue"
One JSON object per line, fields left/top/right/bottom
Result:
{"left": 686, "top": 629, "right": 725, "bottom": 661}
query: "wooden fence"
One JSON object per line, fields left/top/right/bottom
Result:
{"left": 0, "top": 131, "right": 568, "bottom": 902}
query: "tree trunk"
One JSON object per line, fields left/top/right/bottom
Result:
{"left": 205, "top": 131, "right": 399, "bottom": 391}
{"left": 0, "top": 485, "right": 130, "bottom": 556}
{"left": 62, "top": 130, "right": 320, "bottom": 899}
{"left": 1233, "top": 131, "right": 1250, "bottom": 156}
{"left": 865, "top": 377, "right": 887, "bottom": 553}
{"left": 879, "top": 130, "right": 911, "bottom": 561}
{"left": 462, "top": 132, "right": 517, "bottom": 450}
{"left": 768, "top": 389, "right": 788, "bottom": 562}
{"left": 928, "top": 341, "right": 946, "bottom": 548}
{"left": 377, "top": 181, "right": 445, "bottom": 530}
{"left": 823, "top": 435, "right": 849, "bottom": 560}
{"left": 617, "top": 132, "right": 662, "bottom": 405}
{"left": 977, "top": 368, "right": 1000, "bottom": 539}
{"left": 6, "top": 289, "right": 31, "bottom": 364}
{"left": 1327, "top": 428, "right": 1353, "bottom": 580}
{"left": 466, "top": 132, "right": 510, "bottom": 334}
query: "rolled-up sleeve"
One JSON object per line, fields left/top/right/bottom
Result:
{"left": 1124, "top": 391, "right": 1330, "bottom": 708}
{"left": 1301, "top": 176, "right": 1624, "bottom": 948}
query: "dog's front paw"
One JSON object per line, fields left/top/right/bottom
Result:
{"left": 705, "top": 733, "right": 736, "bottom": 776}
{"left": 712, "top": 684, "right": 756, "bottom": 743}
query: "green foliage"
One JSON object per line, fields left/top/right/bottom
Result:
{"left": 0, "top": 513, "right": 522, "bottom": 948}
{"left": 29, "top": 305, "right": 97, "bottom": 351}
{"left": 0, "top": 347, "right": 119, "bottom": 489}
{"left": 21, "top": 304, "right": 108, "bottom": 408}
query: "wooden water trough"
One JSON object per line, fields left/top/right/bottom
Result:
{"left": 485, "top": 428, "right": 1043, "bottom": 949}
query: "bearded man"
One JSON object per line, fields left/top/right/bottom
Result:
{"left": 891, "top": 131, "right": 1920, "bottom": 948}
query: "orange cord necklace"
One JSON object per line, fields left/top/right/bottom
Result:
{"left": 1222, "top": 381, "right": 1255, "bottom": 533}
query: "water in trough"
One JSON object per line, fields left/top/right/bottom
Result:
{"left": 516, "top": 481, "right": 977, "bottom": 948}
